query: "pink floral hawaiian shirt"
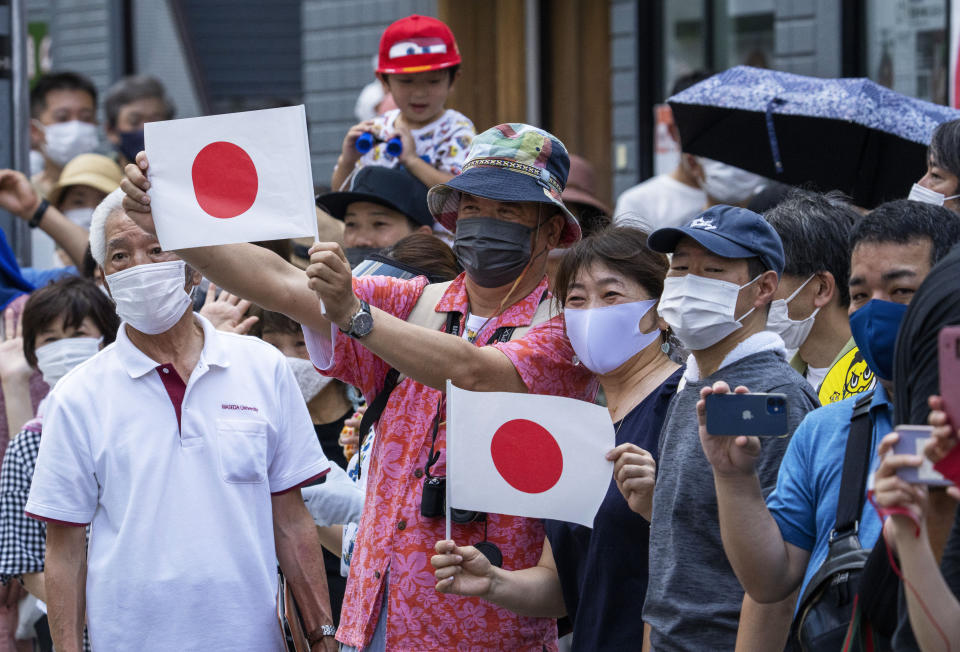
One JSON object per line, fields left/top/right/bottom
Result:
{"left": 305, "top": 273, "right": 596, "bottom": 650}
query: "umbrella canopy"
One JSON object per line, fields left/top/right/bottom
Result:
{"left": 669, "top": 65, "right": 960, "bottom": 208}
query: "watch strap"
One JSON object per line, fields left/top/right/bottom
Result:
{"left": 28, "top": 198, "right": 49, "bottom": 228}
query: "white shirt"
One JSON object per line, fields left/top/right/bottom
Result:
{"left": 27, "top": 314, "right": 329, "bottom": 652}
{"left": 613, "top": 174, "right": 706, "bottom": 231}
{"left": 806, "top": 364, "right": 830, "bottom": 390}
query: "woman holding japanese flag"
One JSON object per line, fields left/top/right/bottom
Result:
{"left": 432, "top": 227, "right": 682, "bottom": 650}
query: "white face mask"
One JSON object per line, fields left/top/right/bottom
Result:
{"left": 907, "top": 182, "right": 960, "bottom": 206}
{"left": 37, "top": 120, "right": 99, "bottom": 166}
{"left": 35, "top": 337, "right": 101, "bottom": 388}
{"left": 658, "top": 273, "right": 760, "bottom": 351}
{"left": 698, "top": 157, "right": 765, "bottom": 204}
{"left": 767, "top": 275, "right": 819, "bottom": 350}
{"left": 105, "top": 260, "right": 193, "bottom": 334}
{"left": 564, "top": 299, "right": 660, "bottom": 375}
{"left": 286, "top": 356, "right": 334, "bottom": 403}
{"left": 62, "top": 206, "right": 96, "bottom": 229}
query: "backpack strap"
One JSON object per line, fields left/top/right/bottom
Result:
{"left": 355, "top": 284, "right": 556, "bottom": 447}
{"left": 832, "top": 390, "right": 875, "bottom": 542}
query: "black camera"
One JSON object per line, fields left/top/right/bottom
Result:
{"left": 419, "top": 476, "right": 486, "bottom": 523}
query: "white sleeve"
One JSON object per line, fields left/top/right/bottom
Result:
{"left": 25, "top": 391, "right": 98, "bottom": 525}
{"left": 300, "top": 465, "right": 364, "bottom": 527}
{"left": 302, "top": 323, "right": 339, "bottom": 372}
{"left": 267, "top": 355, "right": 330, "bottom": 494}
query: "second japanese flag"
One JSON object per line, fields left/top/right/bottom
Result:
{"left": 445, "top": 381, "right": 614, "bottom": 528}
{"left": 144, "top": 105, "right": 317, "bottom": 250}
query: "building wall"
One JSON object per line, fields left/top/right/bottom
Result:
{"left": 610, "top": 0, "right": 639, "bottom": 202}
{"left": 42, "top": 0, "right": 120, "bottom": 100}
{"left": 773, "top": 0, "right": 841, "bottom": 77}
{"left": 132, "top": 0, "right": 205, "bottom": 120}
{"left": 301, "top": 0, "right": 436, "bottom": 190}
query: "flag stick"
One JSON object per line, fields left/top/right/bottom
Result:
{"left": 445, "top": 380, "right": 452, "bottom": 542}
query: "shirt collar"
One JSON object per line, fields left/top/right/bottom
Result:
{"left": 115, "top": 313, "right": 231, "bottom": 379}
{"left": 434, "top": 272, "right": 551, "bottom": 328}
{"left": 870, "top": 382, "right": 892, "bottom": 415}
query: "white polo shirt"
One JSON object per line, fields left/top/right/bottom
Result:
{"left": 26, "top": 314, "right": 330, "bottom": 652}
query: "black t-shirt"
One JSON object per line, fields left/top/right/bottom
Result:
{"left": 543, "top": 367, "right": 682, "bottom": 651}
{"left": 314, "top": 407, "right": 352, "bottom": 470}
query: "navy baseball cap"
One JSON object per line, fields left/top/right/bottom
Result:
{"left": 647, "top": 204, "right": 785, "bottom": 275}
{"left": 317, "top": 166, "right": 434, "bottom": 228}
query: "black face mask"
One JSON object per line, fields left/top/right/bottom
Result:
{"left": 453, "top": 217, "right": 533, "bottom": 288}
{"left": 115, "top": 129, "right": 145, "bottom": 164}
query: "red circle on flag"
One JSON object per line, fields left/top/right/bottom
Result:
{"left": 490, "top": 419, "right": 563, "bottom": 494}
{"left": 191, "top": 141, "right": 258, "bottom": 219}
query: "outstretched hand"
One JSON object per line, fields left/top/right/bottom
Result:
{"left": 697, "top": 381, "right": 763, "bottom": 477}
{"left": 0, "top": 169, "right": 41, "bottom": 220}
{"left": 0, "top": 309, "right": 29, "bottom": 383}
{"left": 119, "top": 151, "right": 159, "bottom": 237}
{"left": 198, "top": 283, "right": 259, "bottom": 334}
{"left": 431, "top": 540, "right": 496, "bottom": 598}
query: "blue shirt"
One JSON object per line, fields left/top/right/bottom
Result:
{"left": 544, "top": 368, "right": 682, "bottom": 651}
{"left": 20, "top": 266, "right": 76, "bottom": 288}
{"left": 766, "top": 383, "right": 892, "bottom": 602}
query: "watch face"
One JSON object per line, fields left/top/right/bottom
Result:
{"left": 352, "top": 311, "right": 374, "bottom": 337}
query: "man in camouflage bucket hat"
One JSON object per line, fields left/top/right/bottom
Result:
{"left": 120, "top": 123, "right": 596, "bottom": 650}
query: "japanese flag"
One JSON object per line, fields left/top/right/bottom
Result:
{"left": 445, "top": 381, "right": 614, "bottom": 528}
{"left": 144, "top": 106, "right": 317, "bottom": 251}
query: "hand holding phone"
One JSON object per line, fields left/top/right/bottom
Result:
{"left": 893, "top": 425, "right": 953, "bottom": 486}
{"left": 704, "top": 393, "right": 789, "bottom": 437}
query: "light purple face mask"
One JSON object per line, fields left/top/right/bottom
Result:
{"left": 563, "top": 299, "right": 660, "bottom": 375}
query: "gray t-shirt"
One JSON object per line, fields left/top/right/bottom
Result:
{"left": 643, "top": 350, "right": 819, "bottom": 651}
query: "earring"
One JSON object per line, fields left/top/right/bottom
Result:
{"left": 660, "top": 341, "right": 670, "bottom": 354}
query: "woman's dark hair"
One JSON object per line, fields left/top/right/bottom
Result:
{"left": 383, "top": 232, "right": 461, "bottom": 282}
{"left": 894, "top": 244, "right": 960, "bottom": 425}
{"left": 928, "top": 118, "right": 960, "bottom": 180}
{"left": 553, "top": 226, "right": 669, "bottom": 308}
{"left": 21, "top": 276, "right": 120, "bottom": 367}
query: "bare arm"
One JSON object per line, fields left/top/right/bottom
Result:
{"left": 21, "top": 571, "right": 46, "bottom": 603}
{"left": 0, "top": 169, "right": 89, "bottom": 267}
{"left": 306, "top": 244, "right": 528, "bottom": 393}
{"left": 272, "top": 490, "right": 337, "bottom": 652}
{"left": 873, "top": 426, "right": 960, "bottom": 652}
{"left": 735, "top": 591, "right": 798, "bottom": 652}
{"left": 316, "top": 525, "right": 343, "bottom": 557}
{"left": 432, "top": 538, "right": 566, "bottom": 618}
{"left": 44, "top": 523, "right": 87, "bottom": 652}
{"left": 698, "top": 382, "right": 810, "bottom": 601}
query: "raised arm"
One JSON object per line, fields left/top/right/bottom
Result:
{"left": 697, "top": 382, "right": 810, "bottom": 602}
{"left": 119, "top": 154, "right": 330, "bottom": 331}
{"left": 44, "top": 523, "right": 87, "bottom": 652}
{"left": 305, "top": 243, "right": 528, "bottom": 393}
{"left": 0, "top": 169, "right": 89, "bottom": 267}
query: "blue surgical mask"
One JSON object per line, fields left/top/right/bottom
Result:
{"left": 848, "top": 299, "right": 908, "bottom": 381}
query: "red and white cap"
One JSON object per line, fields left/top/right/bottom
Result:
{"left": 377, "top": 15, "right": 461, "bottom": 74}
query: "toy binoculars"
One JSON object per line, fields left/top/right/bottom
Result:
{"left": 356, "top": 132, "right": 402, "bottom": 156}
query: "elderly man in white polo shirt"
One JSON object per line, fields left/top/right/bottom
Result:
{"left": 25, "top": 189, "right": 338, "bottom": 652}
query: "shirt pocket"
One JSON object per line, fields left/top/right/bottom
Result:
{"left": 216, "top": 419, "right": 268, "bottom": 484}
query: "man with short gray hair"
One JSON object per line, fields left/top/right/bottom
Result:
{"left": 28, "top": 192, "right": 338, "bottom": 651}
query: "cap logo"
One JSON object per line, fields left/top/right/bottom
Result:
{"left": 389, "top": 38, "right": 447, "bottom": 59}
{"left": 689, "top": 216, "right": 717, "bottom": 230}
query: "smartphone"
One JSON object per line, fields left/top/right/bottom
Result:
{"left": 705, "top": 393, "right": 789, "bottom": 437}
{"left": 938, "top": 326, "right": 960, "bottom": 429}
{"left": 893, "top": 425, "right": 953, "bottom": 486}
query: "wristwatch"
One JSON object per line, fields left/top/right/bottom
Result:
{"left": 341, "top": 300, "right": 373, "bottom": 339}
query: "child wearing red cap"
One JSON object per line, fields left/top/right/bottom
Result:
{"left": 331, "top": 15, "right": 475, "bottom": 194}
